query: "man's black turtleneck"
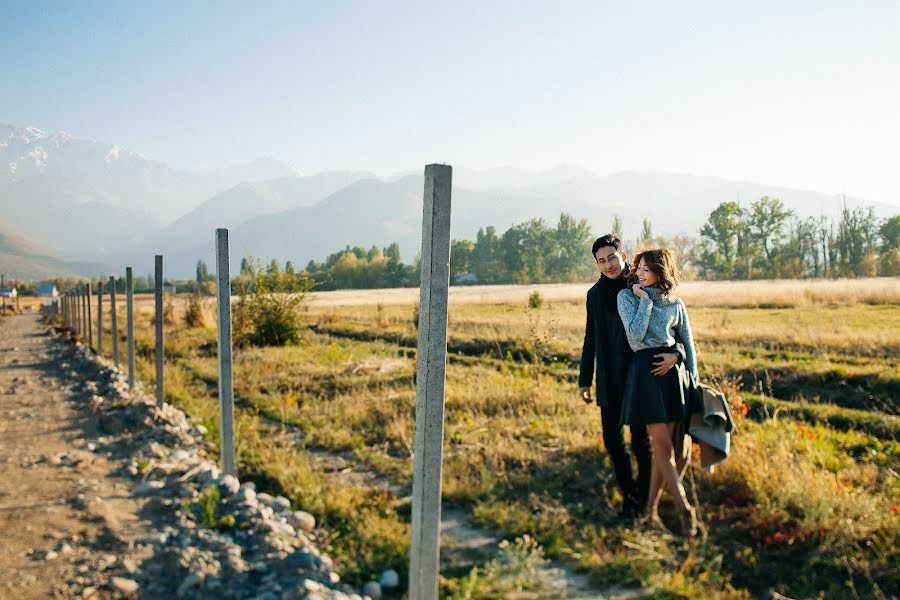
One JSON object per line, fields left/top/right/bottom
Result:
{"left": 595, "top": 271, "right": 631, "bottom": 385}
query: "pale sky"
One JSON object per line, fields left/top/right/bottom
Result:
{"left": 2, "top": 1, "right": 898, "bottom": 206}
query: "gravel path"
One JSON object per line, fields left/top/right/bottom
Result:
{"left": 0, "top": 313, "right": 151, "bottom": 598}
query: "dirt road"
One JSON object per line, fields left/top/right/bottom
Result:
{"left": 0, "top": 313, "right": 148, "bottom": 598}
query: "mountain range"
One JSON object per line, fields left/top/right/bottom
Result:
{"left": 0, "top": 122, "right": 896, "bottom": 280}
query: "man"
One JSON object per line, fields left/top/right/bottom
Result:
{"left": 578, "top": 234, "right": 682, "bottom": 518}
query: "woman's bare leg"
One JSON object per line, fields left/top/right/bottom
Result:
{"left": 648, "top": 423, "right": 691, "bottom": 511}
{"left": 646, "top": 464, "right": 664, "bottom": 515}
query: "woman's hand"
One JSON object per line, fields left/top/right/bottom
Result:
{"left": 631, "top": 284, "right": 649, "bottom": 299}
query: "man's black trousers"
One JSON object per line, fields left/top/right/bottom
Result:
{"left": 601, "top": 383, "right": 651, "bottom": 513}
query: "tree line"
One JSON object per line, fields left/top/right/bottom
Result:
{"left": 13, "top": 199, "right": 897, "bottom": 295}
{"left": 695, "top": 198, "right": 899, "bottom": 279}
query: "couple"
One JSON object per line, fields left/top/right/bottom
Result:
{"left": 578, "top": 234, "right": 699, "bottom": 535}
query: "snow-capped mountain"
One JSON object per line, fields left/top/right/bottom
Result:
{"left": 0, "top": 123, "right": 299, "bottom": 223}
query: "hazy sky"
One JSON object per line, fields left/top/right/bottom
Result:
{"left": 2, "top": 1, "right": 898, "bottom": 205}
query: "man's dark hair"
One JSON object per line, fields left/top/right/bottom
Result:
{"left": 591, "top": 234, "right": 622, "bottom": 257}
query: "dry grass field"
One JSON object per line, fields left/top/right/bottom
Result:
{"left": 47, "top": 278, "right": 899, "bottom": 599}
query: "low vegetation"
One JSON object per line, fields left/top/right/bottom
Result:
{"left": 80, "top": 279, "right": 897, "bottom": 598}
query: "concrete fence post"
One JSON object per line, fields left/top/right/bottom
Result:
{"left": 126, "top": 267, "right": 135, "bottom": 389}
{"left": 86, "top": 282, "right": 93, "bottom": 351}
{"left": 154, "top": 255, "right": 164, "bottom": 407}
{"left": 78, "top": 285, "right": 84, "bottom": 337}
{"left": 97, "top": 280, "right": 103, "bottom": 354}
{"left": 82, "top": 284, "right": 88, "bottom": 340}
{"left": 409, "top": 164, "right": 453, "bottom": 600}
{"left": 215, "top": 229, "right": 236, "bottom": 476}
{"left": 109, "top": 276, "right": 119, "bottom": 368}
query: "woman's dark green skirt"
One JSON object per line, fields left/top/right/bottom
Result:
{"left": 621, "top": 346, "right": 688, "bottom": 425}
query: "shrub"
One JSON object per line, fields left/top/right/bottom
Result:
{"left": 528, "top": 291, "right": 544, "bottom": 309}
{"left": 233, "top": 260, "right": 314, "bottom": 347}
{"left": 183, "top": 293, "right": 208, "bottom": 328}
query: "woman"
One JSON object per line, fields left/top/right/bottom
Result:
{"left": 616, "top": 248, "right": 699, "bottom": 535}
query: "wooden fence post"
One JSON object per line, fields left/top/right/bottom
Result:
{"left": 409, "top": 164, "right": 453, "bottom": 600}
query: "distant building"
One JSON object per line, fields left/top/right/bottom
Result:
{"left": 38, "top": 284, "right": 59, "bottom": 298}
{"left": 0, "top": 287, "right": 17, "bottom": 299}
{"left": 453, "top": 273, "right": 479, "bottom": 285}
{"left": 163, "top": 281, "right": 177, "bottom": 295}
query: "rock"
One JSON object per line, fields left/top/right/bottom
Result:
{"left": 361, "top": 581, "right": 382, "bottom": 600}
{"left": 134, "top": 480, "right": 165, "bottom": 495}
{"left": 57, "top": 542, "right": 73, "bottom": 554}
{"left": 109, "top": 577, "right": 139, "bottom": 596}
{"left": 256, "top": 492, "right": 274, "bottom": 506}
{"left": 42, "top": 550, "right": 58, "bottom": 561}
{"left": 328, "top": 571, "right": 340, "bottom": 584}
{"left": 234, "top": 486, "right": 257, "bottom": 504}
{"left": 217, "top": 474, "right": 240, "bottom": 496}
{"left": 379, "top": 569, "right": 400, "bottom": 589}
{"left": 81, "top": 586, "right": 98, "bottom": 598}
{"left": 287, "top": 510, "right": 316, "bottom": 532}
{"left": 99, "top": 414, "right": 124, "bottom": 434}
{"left": 318, "top": 554, "right": 333, "bottom": 571}
{"left": 282, "top": 550, "right": 320, "bottom": 571}
{"left": 176, "top": 572, "right": 204, "bottom": 596}
{"left": 272, "top": 496, "right": 291, "bottom": 512}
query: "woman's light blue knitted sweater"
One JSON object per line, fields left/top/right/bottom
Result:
{"left": 616, "top": 286, "right": 699, "bottom": 384}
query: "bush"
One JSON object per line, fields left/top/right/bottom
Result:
{"left": 233, "top": 262, "right": 314, "bottom": 347}
{"left": 528, "top": 291, "right": 544, "bottom": 309}
{"left": 183, "top": 293, "right": 208, "bottom": 328}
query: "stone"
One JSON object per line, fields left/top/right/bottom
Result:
{"left": 379, "top": 569, "right": 400, "bottom": 589}
{"left": 361, "top": 581, "right": 382, "bottom": 600}
{"left": 109, "top": 577, "right": 139, "bottom": 596}
{"left": 134, "top": 480, "right": 165, "bottom": 495}
{"left": 234, "top": 486, "right": 256, "bottom": 503}
{"left": 176, "top": 572, "right": 204, "bottom": 596}
{"left": 287, "top": 510, "right": 316, "bottom": 532}
{"left": 256, "top": 492, "right": 274, "bottom": 506}
{"left": 217, "top": 474, "right": 240, "bottom": 496}
{"left": 272, "top": 496, "right": 291, "bottom": 512}
{"left": 282, "top": 550, "right": 320, "bottom": 571}
{"left": 42, "top": 550, "right": 58, "bottom": 561}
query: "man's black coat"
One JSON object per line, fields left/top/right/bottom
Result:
{"left": 578, "top": 274, "right": 632, "bottom": 408}
{"left": 578, "top": 271, "right": 685, "bottom": 408}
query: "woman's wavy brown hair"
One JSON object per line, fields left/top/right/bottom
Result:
{"left": 629, "top": 248, "right": 679, "bottom": 296}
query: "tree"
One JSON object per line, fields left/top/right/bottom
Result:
{"left": 285, "top": 261, "right": 295, "bottom": 274}
{"left": 450, "top": 239, "right": 475, "bottom": 279}
{"left": 747, "top": 196, "right": 793, "bottom": 261}
{"left": 267, "top": 259, "right": 280, "bottom": 274}
{"left": 836, "top": 205, "right": 879, "bottom": 276}
{"left": 699, "top": 201, "right": 743, "bottom": 278}
{"left": 384, "top": 242, "right": 401, "bottom": 264}
{"left": 611, "top": 214, "right": 624, "bottom": 241}
{"left": 638, "top": 218, "right": 654, "bottom": 250}
{"left": 472, "top": 226, "right": 506, "bottom": 284}
{"left": 879, "top": 215, "right": 900, "bottom": 252}
{"left": 196, "top": 260, "right": 210, "bottom": 284}
{"left": 240, "top": 257, "right": 254, "bottom": 276}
